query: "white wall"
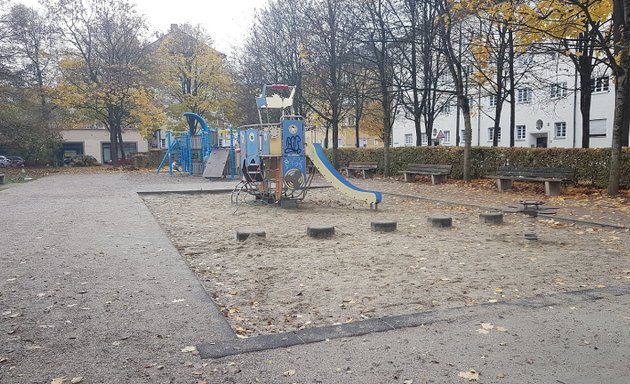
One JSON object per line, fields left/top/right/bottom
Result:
{"left": 62, "top": 129, "right": 149, "bottom": 162}
{"left": 392, "top": 61, "right": 617, "bottom": 149}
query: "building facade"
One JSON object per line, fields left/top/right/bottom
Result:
{"left": 61, "top": 129, "right": 149, "bottom": 164}
{"left": 393, "top": 56, "right": 615, "bottom": 149}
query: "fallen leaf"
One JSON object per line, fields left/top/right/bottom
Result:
{"left": 480, "top": 323, "right": 494, "bottom": 330}
{"left": 172, "top": 299, "right": 185, "bottom": 303}
{"left": 181, "top": 346, "right": 197, "bottom": 353}
{"left": 458, "top": 370, "right": 480, "bottom": 381}
{"left": 71, "top": 377, "right": 83, "bottom": 384}
{"left": 477, "top": 329, "right": 490, "bottom": 334}
{"left": 404, "top": 380, "right": 414, "bottom": 384}
{"left": 596, "top": 284, "right": 606, "bottom": 288}
{"left": 283, "top": 369, "right": 296, "bottom": 377}
{"left": 496, "top": 326, "right": 508, "bottom": 332}
{"left": 51, "top": 378, "right": 66, "bottom": 384}
{"left": 494, "top": 288, "right": 503, "bottom": 294}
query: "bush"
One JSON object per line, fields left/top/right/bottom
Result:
{"left": 68, "top": 155, "right": 98, "bottom": 167}
{"left": 328, "top": 146, "right": 630, "bottom": 188}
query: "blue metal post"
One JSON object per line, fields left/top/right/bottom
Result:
{"left": 229, "top": 126, "right": 235, "bottom": 178}
{"left": 167, "top": 130, "right": 173, "bottom": 175}
{"left": 187, "top": 132, "right": 193, "bottom": 176}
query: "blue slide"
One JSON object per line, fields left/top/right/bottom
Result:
{"left": 305, "top": 143, "right": 382, "bottom": 207}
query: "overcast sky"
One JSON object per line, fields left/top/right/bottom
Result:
{"left": 13, "top": 0, "right": 269, "bottom": 54}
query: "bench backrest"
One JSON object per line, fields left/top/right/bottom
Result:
{"left": 406, "top": 163, "right": 452, "bottom": 174}
{"left": 348, "top": 161, "right": 378, "bottom": 168}
{"left": 497, "top": 166, "right": 575, "bottom": 181}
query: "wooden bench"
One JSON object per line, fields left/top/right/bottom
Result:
{"left": 399, "top": 163, "right": 452, "bottom": 185}
{"left": 341, "top": 161, "right": 378, "bottom": 178}
{"left": 486, "top": 166, "right": 576, "bottom": 196}
{"left": 0, "top": 174, "right": 4, "bottom": 184}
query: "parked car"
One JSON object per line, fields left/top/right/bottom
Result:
{"left": 6, "top": 156, "right": 25, "bottom": 167}
{"left": 0, "top": 155, "right": 10, "bottom": 167}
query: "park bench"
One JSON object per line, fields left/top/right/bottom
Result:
{"left": 0, "top": 174, "right": 4, "bottom": 184}
{"left": 486, "top": 166, "right": 576, "bottom": 196}
{"left": 341, "top": 161, "right": 378, "bottom": 179}
{"left": 399, "top": 163, "right": 452, "bottom": 185}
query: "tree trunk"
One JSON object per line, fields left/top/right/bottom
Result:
{"left": 579, "top": 55, "right": 593, "bottom": 148}
{"left": 608, "top": 68, "right": 626, "bottom": 196}
{"left": 608, "top": 0, "right": 630, "bottom": 195}
{"left": 508, "top": 29, "right": 515, "bottom": 147}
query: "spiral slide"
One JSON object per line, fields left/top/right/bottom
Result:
{"left": 305, "top": 143, "right": 382, "bottom": 207}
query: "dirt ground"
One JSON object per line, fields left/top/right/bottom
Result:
{"left": 142, "top": 187, "right": 630, "bottom": 338}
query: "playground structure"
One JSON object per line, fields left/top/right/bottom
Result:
{"left": 157, "top": 112, "right": 237, "bottom": 178}
{"left": 231, "top": 84, "right": 382, "bottom": 208}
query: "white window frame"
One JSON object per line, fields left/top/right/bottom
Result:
{"left": 554, "top": 122, "right": 567, "bottom": 138}
{"left": 589, "top": 119, "right": 607, "bottom": 137}
{"left": 489, "top": 94, "right": 497, "bottom": 107}
{"left": 591, "top": 76, "right": 610, "bottom": 93}
{"left": 404, "top": 133, "right": 414, "bottom": 146}
{"left": 550, "top": 82, "right": 567, "bottom": 98}
{"left": 443, "top": 130, "right": 451, "bottom": 143}
{"left": 516, "top": 125, "right": 526, "bottom": 140}
{"left": 517, "top": 88, "right": 532, "bottom": 104}
{"left": 488, "top": 127, "right": 501, "bottom": 142}
{"left": 421, "top": 133, "right": 428, "bottom": 144}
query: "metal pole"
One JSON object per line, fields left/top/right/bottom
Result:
{"left": 230, "top": 126, "right": 235, "bottom": 178}
{"left": 168, "top": 130, "right": 173, "bottom": 176}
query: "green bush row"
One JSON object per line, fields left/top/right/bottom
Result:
{"left": 328, "top": 146, "right": 630, "bottom": 188}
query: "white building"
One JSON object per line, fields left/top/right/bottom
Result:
{"left": 62, "top": 128, "right": 149, "bottom": 164}
{"left": 393, "top": 55, "right": 615, "bottom": 149}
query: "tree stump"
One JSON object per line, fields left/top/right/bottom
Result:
{"left": 307, "top": 225, "right": 335, "bottom": 239}
{"left": 236, "top": 228, "right": 266, "bottom": 241}
{"left": 371, "top": 221, "right": 397, "bottom": 232}
{"left": 479, "top": 212, "right": 504, "bottom": 225}
{"left": 428, "top": 216, "right": 452, "bottom": 228}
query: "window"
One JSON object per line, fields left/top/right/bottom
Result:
{"left": 489, "top": 94, "right": 497, "bottom": 107}
{"left": 346, "top": 116, "right": 356, "bottom": 126}
{"left": 590, "top": 119, "right": 607, "bottom": 137}
{"left": 517, "top": 88, "right": 532, "bottom": 103}
{"left": 554, "top": 122, "right": 567, "bottom": 138}
{"left": 550, "top": 82, "right": 567, "bottom": 98}
{"left": 421, "top": 133, "right": 428, "bottom": 144}
{"left": 460, "top": 130, "right": 465, "bottom": 142}
{"left": 404, "top": 133, "right": 414, "bottom": 146}
{"left": 373, "top": 138, "right": 379, "bottom": 145}
{"left": 488, "top": 127, "right": 501, "bottom": 142}
{"left": 443, "top": 130, "right": 451, "bottom": 143}
{"left": 359, "top": 138, "right": 367, "bottom": 147}
{"left": 516, "top": 125, "right": 526, "bottom": 140}
{"left": 443, "top": 103, "right": 451, "bottom": 113}
{"left": 591, "top": 76, "right": 610, "bottom": 93}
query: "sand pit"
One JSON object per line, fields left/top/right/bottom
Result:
{"left": 142, "top": 188, "right": 629, "bottom": 337}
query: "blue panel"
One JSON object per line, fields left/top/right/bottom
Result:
{"left": 282, "top": 120, "right": 304, "bottom": 156}
{"left": 281, "top": 119, "right": 305, "bottom": 188}
{"left": 245, "top": 128, "right": 260, "bottom": 166}
{"left": 261, "top": 130, "right": 270, "bottom": 155}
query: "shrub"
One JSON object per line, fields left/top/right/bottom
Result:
{"left": 328, "top": 146, "right": 630, "bottom": 188}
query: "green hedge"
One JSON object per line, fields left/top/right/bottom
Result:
{"left": 326, "top": 146, "right": 630, "bottom": 188}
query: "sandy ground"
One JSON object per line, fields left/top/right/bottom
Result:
{"left": 142, "top": 186, "right": 630, "bottom": 338}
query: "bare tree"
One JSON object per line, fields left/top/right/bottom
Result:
{"left": 46, "top": 0, "right": 152, "bottom": 165}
